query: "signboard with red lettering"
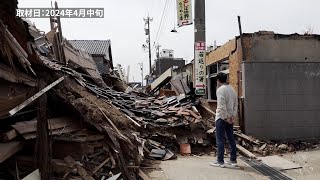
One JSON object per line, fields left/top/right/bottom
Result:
{"left": 195, "top": 41, "right": 206, "bottom": 95}
{"left": 176, "top": 0, "right": 193, "bottom": 27}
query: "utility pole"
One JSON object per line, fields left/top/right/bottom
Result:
{"left": 143, "top": 16, "right": 153, "bottom": 74}
{"left": 138, "top": 63, "right": 143, "bottom": 87}
{"left": 194, "top": 0, "right": 206, "bottom": 95}
{"left": 155, "top": 44, "right": 161, "bottom": 59}
{"left": 194, "top": 0, "right": 206, "bottom": 43}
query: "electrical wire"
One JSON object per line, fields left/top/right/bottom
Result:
{"left": 153, "top": 0, "right": 169, "bottom": 48}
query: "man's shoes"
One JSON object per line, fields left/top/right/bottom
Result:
{"left": 210, "top": 161, "right": 225, "bottom": 168}
{"left": 226, "top": 160, "right": 238, "bottom": 168}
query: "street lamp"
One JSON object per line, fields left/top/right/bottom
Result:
{"left": 171, "top": 22, "right": 178, "bottom": 33}
{"left": 171, "top": 28, "right": 177, "bottom": 33}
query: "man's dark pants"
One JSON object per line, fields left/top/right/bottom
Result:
{"left": 215, "top": 119, "right": 237, "bottom": 163}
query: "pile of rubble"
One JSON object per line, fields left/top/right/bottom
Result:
{"left": 87, "top": 83, "right": 205, "bottom": 127}
{"left": 234, "top": 131, "right": 319, "bottom": 158}
{"left": 0, "top": 3, "right": 215, "bottom": 178}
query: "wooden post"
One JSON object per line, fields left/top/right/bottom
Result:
{"left": 55, "top": 2, "right": 66, "bottom": 65}
{"left": 36, "top": 80, "right": 51, "bottom": 179}
{"left": 237, "top": 16, "right": 245, "bottom": 130}
{"left": 49, "top": 15, "right": 60, "bottom": 62}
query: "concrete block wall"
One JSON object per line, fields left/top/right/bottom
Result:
{"left": 244, "top": 62, "right": 320, "bottom": 140}
{"left": 244, "top": 32, "right": 320, "bottom": 62}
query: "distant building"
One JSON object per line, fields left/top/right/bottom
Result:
{"left": 150, "top": 49, "right": 185, "bottom": 80}
{"left": 151, "top": 57, "right": 185, "bottom": 77}
{"left": 160, "top": 49, "right": 174, "bottom": 58}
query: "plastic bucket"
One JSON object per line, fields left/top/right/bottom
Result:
{"left": 180, "top": 143, "right": 191, "bottom": 155}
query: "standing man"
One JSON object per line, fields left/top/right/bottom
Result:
{"left": 210, "top": 72, "right": 238, "bottom": 168}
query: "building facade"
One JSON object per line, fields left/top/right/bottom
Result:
{"left": 206, "top": 31, "right": 320, "bottom": 140}
{"left": 151, "top": 57, "right": 186, "bottom": 78}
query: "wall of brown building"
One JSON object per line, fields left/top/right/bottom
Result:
{"left": 206, "top": 37, "right": 248, "bottom": 97}
{"left": 206, "top": 38, "right": 237, "bottom": 65}
{"left": 206, "top": 37, "right": 248, "bottom": 126}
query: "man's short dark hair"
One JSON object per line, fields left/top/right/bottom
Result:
{"left": 217, "top": 72, "right": 227, "bottom": 83}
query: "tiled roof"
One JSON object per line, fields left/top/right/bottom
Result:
{"left": 69, "top": 40, "right": 111, "bottom": 56}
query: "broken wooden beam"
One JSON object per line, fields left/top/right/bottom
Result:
{"left": 64, "top": 156, "right": 95, "bottom": 180}
{"left": 96, "top": 105, "right": 122, "bottom": 135}
{"left": 0, "top": 142, "right": 23, "bottom": 163}
{"left": 92, "top": 158, "right": 110, "bottom": 175}
{"left": 109, "top": 152, "right": 116, "bottom": 169}
{"left": 1, "top": 129, "right": 18, "bottom": 142}
{"left": 200, "top": 103, "right": 216, "bottom": 116}
{"left": 138, "top": 169, "right": 151, "bottom": 180}
{"left": 147, "top": 139, "right": 165, "bottom": 149}
{"left": 123, "top": 114, "right": 141, "bottom": 127}
{"left": 235, "top": 132, "right": 259, "bottom": 145}
{"left": 11, "top": 117, "right": 81, "bottom": 140}
{"left": 36, "top": 79, "right": 51, "bottom": 180}
{"left": 0, "top": 63, "right": 37, "bottom": 87}
{"left": 0, "top": 20, "right": 36, "bottom": 75}
{"left": 236, "top": 144, "right": 256, "bottom": 159}
{"left": 9, "top": 76, "right": 65, "bottom": 116}
{"left": 12, "top": 117, "right": 75, "bottom": 134}
{"left": 186, "top": 110, "right": 202, "bottom": 119}
{"left": 105, "top": 129, "right": 131, "bottom": 180}
{"left": 51, "top": 159, "right": 74, "bottom": 174}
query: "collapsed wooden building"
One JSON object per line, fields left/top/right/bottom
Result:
{"left": 0, "top": 1, "right": 216, "bottom": 179}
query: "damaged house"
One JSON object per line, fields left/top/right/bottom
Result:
{"left": 0, "top": 0, "right": 144, "bottom": 179}
{"left": 0, "top": 1, "right": 215, "bottom": 179}
{"left": 69, "top": 40, "right": 129, "bottom": 91}
{"left": 206, "top": 31, "right": 320, "bottom": 140}
{"left": 69, "top": 40, "right": 114, "bottom": 76}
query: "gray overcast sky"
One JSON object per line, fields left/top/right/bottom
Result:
{"left": 18, "top": 0, "right": 320, "bottom": 83}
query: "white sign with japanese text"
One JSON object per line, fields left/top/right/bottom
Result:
{"left": 176, "top": 0, "right": 193, "bottom": 27}
{"left": 195, "top": 41, "right": 206, "bottom": 95}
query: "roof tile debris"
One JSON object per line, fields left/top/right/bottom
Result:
{"left": 69, "top": 40, "right": 111, "bottom": 57}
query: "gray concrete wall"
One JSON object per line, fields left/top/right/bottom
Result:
{"left": 243, "top": 62, "right": 320, "bottom": 140}
{"left": 250, "top": 35, "right": 320, "bottom": 62}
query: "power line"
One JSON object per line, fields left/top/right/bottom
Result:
{"left": 153, "top": 0, "right": 169, "bottom": 48}
{"left": 154, "top": 0, "right": 168, "bottom": 46}
{"left": 158, "top": 0, "right": 171, "bottom": 42}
